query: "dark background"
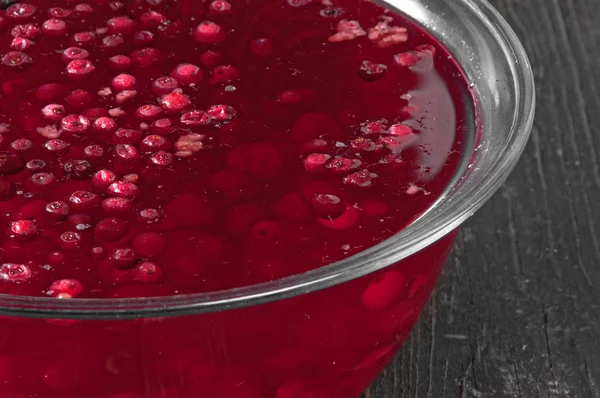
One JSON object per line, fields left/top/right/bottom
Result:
{"left": 364, "top": 0, "right": 600, "bottom": 396}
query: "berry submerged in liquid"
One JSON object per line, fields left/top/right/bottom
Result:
{"left": 0, "top": 0, "right": 467, "bottom": 302}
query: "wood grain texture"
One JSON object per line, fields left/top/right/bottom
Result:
{"left": 365, "top": 0, "right": 600, "bottom": 396}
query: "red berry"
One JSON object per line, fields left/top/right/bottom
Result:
{"left": 101, "top": 197, "right": 133, "bottom": 215}
{"left": 48, "top": 7, "right": 72, "bottom": 18}
{"left": 159, "top": 91, "right": 192, "bottom": 113}
{"left": 180, "top": 110, "right": 211, "bottom": 126}
{"left": 358, "top": 60, "right": 387, "bottom": 82}
{"left": 66, "top": 59, "right": 95, "bottom": 80}
{"left": 133, "top": 262, "right": 162, "bottom": 283}
{"left": 74, "top": 4, "right": 94, "bottom": 14}
{"left": 42, "top": 104, "right": 66, "bottom": 122}
{"left": 11, "top": 24, "right": 40, "bottom": 39}
{"left": 210, "top": 65, "right": 239, "bottom": 85}
{"left": 69, "top": 190, "right": 100, "bottom": 211}
{"left": 61, "top": 114, "right": 90, "bottom": 133}
{"left": 25, "top": 159, "right": 46, "bottom": 173}
{"left": 42, "top": 19, "right": 67, "bottom": 36}
{"left": 43, "top": 139, "right": 70, "bottom": 153}
{"left": 9, "top": 138, "right": 33, "bottom": 153}
{"left": 361, "top": 271, "right": 405, "bottom": 310}
{"left": 107, "top": 16, "right": 138, "bottom": 34}
{"left": 36, "top": 83, "right": 66, "bottom": 101}
{"left": 45, "top": 201, "right": 70, "bottom": 219}
{"left": 26, "top": 172, "right": 56, "bottom": 191}
{"left": 70, "top": 31, "right": 96, "bottom": 47}
{"left": 0, "top": 263, "right": 31, "bottom": 282}
{"left": 92, "top": 169, "right": 117, "bottom": 191}
{"left": 102, "top": 34, "right": 126, "bottom": 51}
{"left": 303, "top": 153, "right": 331, "bottom": 173}
{"left": 0, "top": 154, "right": 24, "bottom": 175}
{"left": 93, "top": 117, "right": 117, "bottom": 134}
{"left": 250, "top": 37, "right": 273, "bottom": 57}
{"left": 47, "top": 279, "right": 83, "bottom": 298}
{"left": 152, "top": 76, "right": 178, "bottom": 95}
{"left": 139, "top": 11, "right": 167, "bottom": 28}
{"left": 2, "top": 51, "right": 32, "bottom": 68}
{"left": 108, "top": 55, "right": 131, "bottom": 70}
{"left": 150, "top": 118, "right": 175, "bottom": 135}
{"left": 394, "top": 51, "right": 422, "bottom": 67}
{"left": 108, "top": 247, "right": 139, "bottom": 269}
{"left": 63, "top": 160, "right": 94, "bottom": 180}
{"left": 112, "top": 73, "right": 136, "bottom": 91}
{"left": 94, "top": 217, "right": 128, "bottom": 241}
{"left": 210, "top": 0, "right": 232, "bottom": 13}
{"left": 130, "top": 47, "right": 162, "bottom": 67}
{"left": 192, "top": 21, "right": 226, "bottom": 44}
{"left": 199, "top": 50, "right": 222, "bottom": 68}
{"left": 343, "top": 169, "right": 377, "bottom": 187}
{"left": 5, "top": 3, "right": 38, "bottom": 20}
{"left": 7, "top": 220, "right": 38, "bottom": 241}
{"left": 58, "top": 231, "right": 82, "bottom": 250}
{"left": 65, "top": 89, "right": 93, "bottom": 108}
{"left": 113, "top": 128, "right": 142, "bottom": 144}
{"left": 135, "top": 104, "right": 162, "bottom": 121}
{"left": 84, "top": 144, "right": 106, "bottom": 160}
{"left": 11, "top": 37, "right": 35, "bottom": 51}
{"left": 171, "top": 63, "right": 203, "bottom": 85}
{"left": 325, "top": 157, "right": 362, "bottom": 173}
{"left": 317, "top": 202, "right": 360, "bottom": 229}
{"left": 107, "top": 181, "right": 140, "bottom": 198}
{"left": 206, "top": 105, "right": 235, "bottom": 121}
{"left": 133, "top": 30, "right": 155, "bottom": 46}
{"left": 140, "top": 136, "right": 170, "bottom": 152}
{"left": 132, "top": 232, "right": 165, "bottom": 257}
{"left": 137, "top": 208, "right": 160, "bottom": 224}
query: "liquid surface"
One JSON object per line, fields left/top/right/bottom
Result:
{"left": 0, "top": 0, "right": 468, "bottom": 299}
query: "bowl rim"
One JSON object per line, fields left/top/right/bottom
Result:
{"left": 0, "top": 0, "right": 535, "bottom": 319}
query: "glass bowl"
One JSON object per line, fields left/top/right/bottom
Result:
{"left": 0, "top": 0, "right": 534, "bottom": 397}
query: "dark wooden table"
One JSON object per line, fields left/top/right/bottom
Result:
{"left": 364, "top": 0, "right": 600, "bottom": 396}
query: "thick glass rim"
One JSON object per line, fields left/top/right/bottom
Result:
{"left": 0, "top": 0, "right": 535, "bottom": 319}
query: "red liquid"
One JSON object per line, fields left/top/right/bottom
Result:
{"left": 0, "top": 0, "right": 470, "bottom": 396}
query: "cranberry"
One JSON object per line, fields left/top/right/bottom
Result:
{"left": 0, "top": 263, "right": 31, "bottom": 282}
{"left": 46, "top": 251, "right": 66, "bottom": 266}
{"left": 63, "top": 159, "right": 94, "bottom": 180}
{"left": 92, "top": 169, "right": 117, "bottom": 191}
{"left": 71, "top": 31, "right": 96, "bottom": 47}
{"left": 43, "top": 139, "right": 70, "bottom": 153}
{"left": 41, "top": 104, "right": 65, "bottom": 122}
{"left": 1, "top": 51, "right": 32, "bottom": 68}
{"left": 328, "top": 19, "right": 366, "bottom": 42}
{"left": 73, "top": 4, "right": 94, "bottom": 14}
{"left": 36, "top": 83, "right": 66, "bottom": 101}
{"left": 116, "top": 89, "right": 138, "bottom": 104}
{"left": 45, "top": 201, "right": 70, "bottom": 219}
{"left": 101, "top": 197, "right": 132, "bottom": 215}
{"left": 130, "top": 47, "right": 162, "bottom": 67}
{"left": 42, "top": 19, "right": 67, "bottom": 36}
{"left": 93, "top": 117, "right": 117, "bottom": 134}
{"left": 359, "top": 199, "right": 388, "bottom": 217}
{"left": 350, "top": 137, "right": 379, "bottom": 152}
{"left": 193, "top": 21, "right": 226, "bottom": 44}
{"left": 108, "top": 55, "right": 132, "bottom": 70}
{"left": 94, "top": 217, "right": 128, "bottom": 241}
{"left": 9, "top": 138, "right": 33, "bottom": 153}
{"left": 112, "top": 73, "right": 136, "bottom": 91}
{"left": 109, "top": 1, "right": 125, "bottom": 12}
{"left": 394, "top": 51, "right": 422, "bottom": 67}
{"left": 326, "top": 157, "right": 362, "bottom": 173}
{"left": 0, "top": 154, "right": 24, "bottom": 175}
{"left": 66, "top": 59, "right": 95, "bottom": 80}
{"left": 108, "top": 247, "right": 139, "bottom": 269}
{"left": 132, "top": 232, "right": 165, "bottom": 257}
{"left": 358, "top": 60, "right": 387, "bottom": 82}
{"left": 11, "top": 24, "right": 41, "bottom": 39}
{"left": 47, "top": 279, "right": 83, "bottom": 298}
{"left": 388, "top": 123, "right": 415, "bottom": 136}
{"left": 180, "top": 110, "right": 211, "bottom": 126}
{"left": 343, "top": 169, "right": 377, "bottom": 187}
{"left": 133, "top": 262, "right": 162, "bottom": 283}
{"left": 113, "top": 128, "right": 142, "bottom": 144}
{"left": 171, "top": 63, "right": 203, "bottom": 85}
{"left": 227, "top": 143, "right": 283, "bottom": 179}
{"left": 113, "top": 144, "right": 139, "bottom": 171}
{"left": 69, "top": 191, "right": 100, "bottom": 211}
{"left": 102, "top": 34, "right": 126, "bottom": 50}
{"left": 303, "top": 153, "right": 331, "bottom": 173}
{"left": 5, "top": 3, "right": 37, "bottom": 20}
{"left": 59, "top": 231, "right": 82, "bottom": 250}
{"left": 206, "top": 105, "right": 235, "bottom": 121}
{"left": 26, "top": 172, "right": 56, "bottom": 191}
{"left": 210, "top": 65, "right": 239, "bottom": 85}
{"left": 150, "top": 118, "right": 175, "bottom": 135}
{"left": 362, "top": 270, "right": 405, "bottom": 310}
{"left": 133, "top": 30, "right": 155, "bottom": 46}
{"left": 210, "top": 0, "right": 231, "bottom": 13}
{"left": 67, "top": 213, "right": 92, "bottom": 232}
{"left": 199, "top": 50, "right": 222, "bottom": 68}
{"left": 152, "top": 76, "right": 178, "bottom": 95}
{"left": 141, "top": 136, "right": 170, "bottom": 152}
{"left": 159, "top": 91, "right": 192, "bottom": 113}
{"left": 107, "top": 181, "right": 140, "bottom": 198}
{"left": 107, "top": 16, "right": 138, "bottom": 34}
{"left": 84, "top": 107, "right": 110, "bottom": 120}
{"left": 7, "top": 220, "right": 37, "bottom": 241}
{"left": 250, "top": 37, "right": 274, "bottom": 57}
{"left": 65, "top": 89, "right": 93, "bottom": 108}
{"left": 84, "top": 144, "right": 106, "bottom": 160}
{"left": 90, "top": 246, "right": 105, "bottom": 260}
{"left": 317, "top": 202, "right": 360, "bottom": 229}
{"left": 48, "top": 7, "right": 72, "bottom": 18}
{"left": 11, "top": 37, "right": 34, "bottom": 51}
{"left": 137, "top": 208, "right": 160, "bottom": 224}
{"left": 61, "top": 114, "right": 90, "bottom": 134}
{"left": 135, "top": 104, "right": 162, "bottom": 121}
{"left": 139, "top": 11, "right": 167, "bottom": 28}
